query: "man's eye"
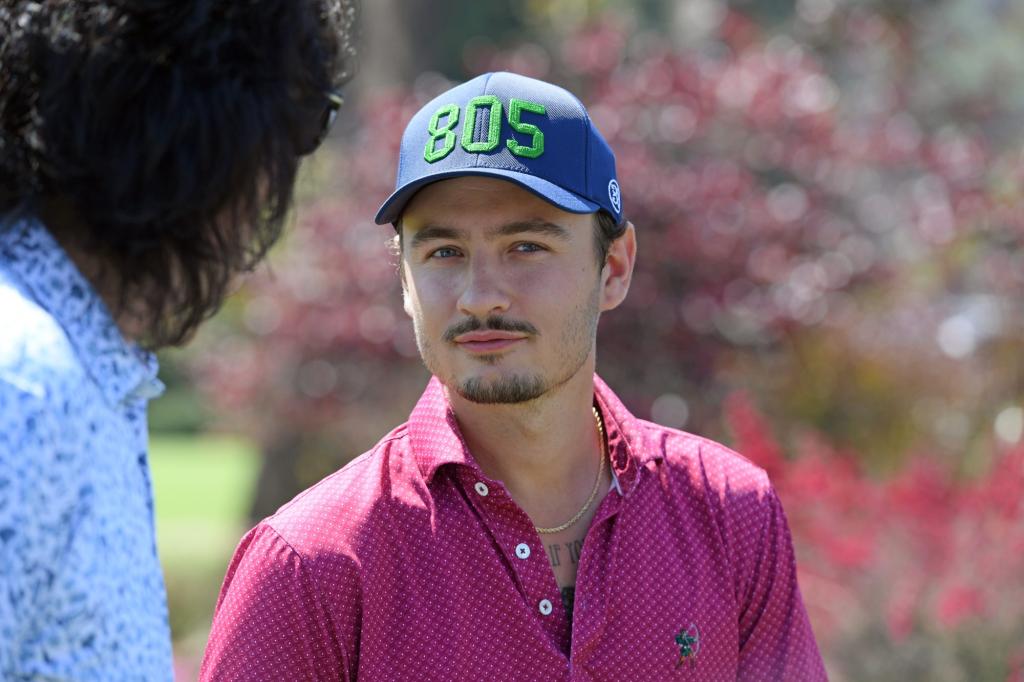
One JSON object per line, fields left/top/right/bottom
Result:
{"left": 429, "top": 247, "right": 460, "bottom": 259}
{"left": 514, "top": 242, "right": 545, "bottom": 253}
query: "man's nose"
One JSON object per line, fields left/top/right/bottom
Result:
{"left": 457, "top": 256, "right": 511, "bottom": 319}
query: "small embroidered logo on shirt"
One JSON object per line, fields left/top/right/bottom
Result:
{"left": 674, "top": 624, "right": 701, "bottom": 669}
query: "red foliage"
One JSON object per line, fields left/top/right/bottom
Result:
{"left": 723, "top": 390, "right": 785, "bottom": 477}
{"left": 727, "top": 392, "right": 1024, "bottom": 670}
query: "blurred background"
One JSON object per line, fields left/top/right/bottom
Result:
{"left": 154, "top": 0, "right": 1024, "bottom": 679}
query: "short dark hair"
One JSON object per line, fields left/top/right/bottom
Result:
{"left": 393, "top": 209, "right": 626, "bottom": 267}
{"left": 593, "top": 210, "right": 627, "bottom": 266}
{"left": 0, "top": 0, "right": 357, "bottom": 348}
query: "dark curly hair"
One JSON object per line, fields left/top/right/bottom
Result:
{"left": 0, "top": 0, "right": 357, "bottom": 348}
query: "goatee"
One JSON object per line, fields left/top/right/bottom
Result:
{"left": 456, "top": 374, "right": 546, "bottom": 404}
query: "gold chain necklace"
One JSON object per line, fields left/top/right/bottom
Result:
{"left": 535, "top": 407, "right": 607, "bottom": 535}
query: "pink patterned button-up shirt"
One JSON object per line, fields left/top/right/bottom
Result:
{"left": 201, "top": 376, "right": 827, "bottom": 681}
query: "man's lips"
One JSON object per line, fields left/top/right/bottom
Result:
{"left": 453, "top": 331, "right": 528, "bottom": 352}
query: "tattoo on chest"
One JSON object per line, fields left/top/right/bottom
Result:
{"left": 545, "top": 539, "right": 585, "bottom": 568}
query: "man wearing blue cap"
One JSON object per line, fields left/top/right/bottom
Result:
{"left": 202, "top": 72, "right": 827, "bottom": 681}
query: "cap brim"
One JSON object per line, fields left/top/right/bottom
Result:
{"left": 373, "top": 168, "right": 600, "bottom": 225}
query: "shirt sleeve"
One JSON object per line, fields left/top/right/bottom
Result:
{"left": 0, "top": 383, "right": 55, "bottom": 677}
{"left": 736, "top": 487, "right": 828, "bottom": 681}
{"left": 200, "top": 523, "right": 350, "bottom": 682}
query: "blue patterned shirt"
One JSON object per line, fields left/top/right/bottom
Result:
{"left": 0, "top": 216, "right": 173, "bottom": 680}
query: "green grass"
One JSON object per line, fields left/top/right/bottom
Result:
{"left": 150, "top": 434, "right": 257, "bottom": 521}
{"left": 149, "top": 434, "right": 260, "bottom": 640}
{"left": 150, "top": 434, "right": 258, "bottom": 568}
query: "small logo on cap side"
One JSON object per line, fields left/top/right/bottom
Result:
{"left": 608, "top": 179, "right": 621, "bottom": 214}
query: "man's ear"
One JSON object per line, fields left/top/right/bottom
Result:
{"left": 600, "top": 221, "right": 637, "bottom": 312}
{"left": 400, "top": 261, "right": 415, "bottom": 319}
{"left": 391, "top": 226, "right": 415, "bottom": 319}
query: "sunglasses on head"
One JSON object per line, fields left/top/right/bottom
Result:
{"left": 296, "top": 89, "right": 344, "bottom": 156}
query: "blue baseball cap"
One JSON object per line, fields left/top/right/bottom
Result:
{"left": 374, "top": 71, "right": 623, "bottom": 225}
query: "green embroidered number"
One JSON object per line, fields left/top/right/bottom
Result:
{"left": 506, "top": 98, "right": 547, "bottom": 158}
{"left": 424, "top": 104, "right": 460, "bottom": 163}
{"left": 461, "top": 95, "right": 502, "bottom": 153}
{"left": 423, "top": 97, "right": 549, "bottom": 161}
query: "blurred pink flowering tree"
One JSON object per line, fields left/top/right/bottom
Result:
{"left": 727, "top": 391, "right": 1024, "bottom": 680}
{"left": 187, "top": 2, "right": 1024, "bottom": 677}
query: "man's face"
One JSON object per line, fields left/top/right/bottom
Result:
{"left": 399, "top": 177, "right": 605, "bottom": 404}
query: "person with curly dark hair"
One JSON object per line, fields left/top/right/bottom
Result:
{"left": 0, "top": 1, "right": 356, "bottom": 678}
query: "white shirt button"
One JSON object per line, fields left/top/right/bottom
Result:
{"left": 474, "top": 481, "right": 489, "bottom": 497}
{"left": 515, "top": 543, "right": 531, "bottom": 559}
{"left": 538, "top": 599, "right": 553, "bottom": 616}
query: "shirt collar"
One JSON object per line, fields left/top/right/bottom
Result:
{"left": 1, "top": 216, "right": 164, "bottom": 407}
{"left": 409, "top": 374, "right": 659, "bottom": 495}
{"left": 408, "top": 376, "right": 476, "bottom": 480}
{"left": 592, "top": 373, "right": 658, "bottom": 495}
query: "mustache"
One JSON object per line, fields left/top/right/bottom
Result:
{"left": 443, "top": 315, "right": 539, "bottom": 343}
